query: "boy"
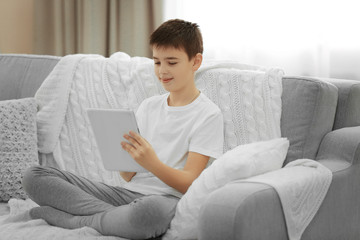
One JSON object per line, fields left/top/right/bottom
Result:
{"left": 23, "top": 19, "right": 224, "bottom": 239}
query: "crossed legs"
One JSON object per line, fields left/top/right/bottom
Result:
{"left": 22, "top": 166, "right": 178, "bottom": 239}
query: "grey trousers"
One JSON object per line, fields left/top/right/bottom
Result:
{"left": 22, "top": 166, "right": 179, "bottom": 239}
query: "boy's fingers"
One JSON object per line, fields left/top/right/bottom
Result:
{"left": 122, "top": 142, "right": 136, "bottom": 155}
{"left": 129, "top": 131, "right": 143, "bottom": 144}
{"left": 121, "top": 142, "right": 128, "bottom": 151}
{"left": 123, "top": 134, "right": 140, "bottom": 148}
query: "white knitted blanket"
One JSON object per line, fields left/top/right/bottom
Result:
{"left": 242, "top": 159, "right": 332, "bottom": 240}
{"left": 35, "top": 53, "right": 284, "bottom": 186}
{"left": 35, "top": 52, "right": 165, "bottom": 186}
{"left": 196, "top": 62, "right": 283, "bottom": 152}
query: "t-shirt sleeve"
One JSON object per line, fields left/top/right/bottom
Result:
{"left": 189, "top": 110, "right": 224, "bottom": 159}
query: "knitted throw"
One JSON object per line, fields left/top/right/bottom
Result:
{"left": 36, "top": 53, "right": 165, "bottom": 186}
{"left": 0, "top": 98, "right": 38, "bottom": 201}
{"left": 196, "top": 64, "right": 283, "bottom": 152}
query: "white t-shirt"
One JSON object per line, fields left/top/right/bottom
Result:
{"left": 123, "top": 92, "right": 224, "bottom": 198}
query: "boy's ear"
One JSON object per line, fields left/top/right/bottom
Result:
{"left": 192, "top": 53, "right": 203, "bottom": 72}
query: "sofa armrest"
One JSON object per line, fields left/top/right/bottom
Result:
{"left": 198, "top": 164, "right": 360, "bottom": 240}
{"left": 198, "top": 127, "right": 360, "bottom": 240}
{"left": 316, "top": 126, "right": 360, "bottom": 170}
{"left": 198, "top": 181, "right": 288, "bottom": 240}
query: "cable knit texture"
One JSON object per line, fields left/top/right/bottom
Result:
{"left": 196, "top": 67, "right": 283, "bottom": 152}
{"left": 242, "top": 159, "right": 332, "bottom": 240}
{"left": 0, "top": 98, "right": 38, "bottom": 202}
{"left": 35, "top": 53, "right": 165, "bottom": 186}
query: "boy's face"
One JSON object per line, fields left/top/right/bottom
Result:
{"left": 152, "top": 46, "right": 201, "bottom": 93}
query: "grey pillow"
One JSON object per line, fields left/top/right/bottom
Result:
{"left": 0, "top": 98, "right": 38, "bottom": 202}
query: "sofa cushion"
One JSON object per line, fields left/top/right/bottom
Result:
{"left": 281, "top": 77, "right": 338, "bottom": 164}
{"left": 0, "top": 98, "right": 38, "bottom": 202}
{"left": 0, "top": 54, "right": 60, "bottom": 101}
{"left": 322, "top": 78, "right": 360, "bottom": 130}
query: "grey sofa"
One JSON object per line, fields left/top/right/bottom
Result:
{"left": 0, "top": 54, "right": 360, "bottom": 240}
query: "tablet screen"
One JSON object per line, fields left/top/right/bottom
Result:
{"left": 87, "top": 109, "right": 147, "bottom": 172}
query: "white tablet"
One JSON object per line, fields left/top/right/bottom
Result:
{"left": 86, "top": 108, "right": 147, "bottom": 172}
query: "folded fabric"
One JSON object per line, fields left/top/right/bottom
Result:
{"left": 35, "top": 52, "right": 163, "bottom": 186}
{"left": 242, "top": 159, "right": 332, "bottom": 240}
{"left": 36, "top": 54, "right": 97, "bottom": 154}
{"left": 163, "top": 138, "right": 289, "bottom": 240}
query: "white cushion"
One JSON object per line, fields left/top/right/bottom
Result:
{"left": 163, "top": 138, "right": 289, "bottom": 240}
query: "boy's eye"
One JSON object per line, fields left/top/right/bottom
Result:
{"left": 169, "top": 62, "right": 177, "bottom": 65}
{"left": 154, "top": 62, "right": 160, "bottom": 65}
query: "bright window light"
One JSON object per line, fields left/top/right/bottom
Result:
{"left": 163, "top": 0, "right": 360, "bottom": 79}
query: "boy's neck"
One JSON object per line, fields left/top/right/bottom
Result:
{"left": 168, "top": 87, "right": 200, "bottom": 107}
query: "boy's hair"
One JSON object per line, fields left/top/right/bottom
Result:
{"left": 150, "top": 19, "right": 203, "bottom": 60}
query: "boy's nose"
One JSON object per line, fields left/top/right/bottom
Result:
{"left": 159, "top": 65, "right": 168, "bottom": 75}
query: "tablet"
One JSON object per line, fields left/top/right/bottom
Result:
{"left": 86, "top": 108, "right": 147, "bottom": 172}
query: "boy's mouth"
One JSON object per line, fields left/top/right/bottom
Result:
{"left": 161, "top": 78, "right": 173, "bottom": 84}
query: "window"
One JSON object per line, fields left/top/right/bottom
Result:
{"left": 163, "top": 0, "right": 360, "bottom": 80}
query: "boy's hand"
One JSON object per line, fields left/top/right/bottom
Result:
{"left": 121, "top": 131, "right": 161, "bottom": 170}
{"left": 121, "top": 131, "right": 210, "bottom": 194}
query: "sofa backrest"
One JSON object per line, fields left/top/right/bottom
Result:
{"left": 281, "top": 77, "right": 338, "bottom": 164}
{"left": 2, "top": 54, "right": 359, "bottom": 166}
{"left": 0, "top": 54, "right": 60, "bottom": 101}
{"left": 322, "top": 78, "right": 360, "bottom": 130}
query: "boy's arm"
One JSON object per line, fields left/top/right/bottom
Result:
{"left": 119, "top": 171, "right": 136, "bottom": 182}
{"left": 121, "top": 131, "right": 210, "bottom": 194}
{"left": 151, "top": 152, "right": 209, "bottom": 194}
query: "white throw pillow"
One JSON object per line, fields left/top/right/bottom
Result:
{"left": 163, "top": 138, "right": 289, "bottom": 240}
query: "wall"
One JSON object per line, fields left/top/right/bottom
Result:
{"left": 0, "top": 0, "right": 34, "bottom": 54}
